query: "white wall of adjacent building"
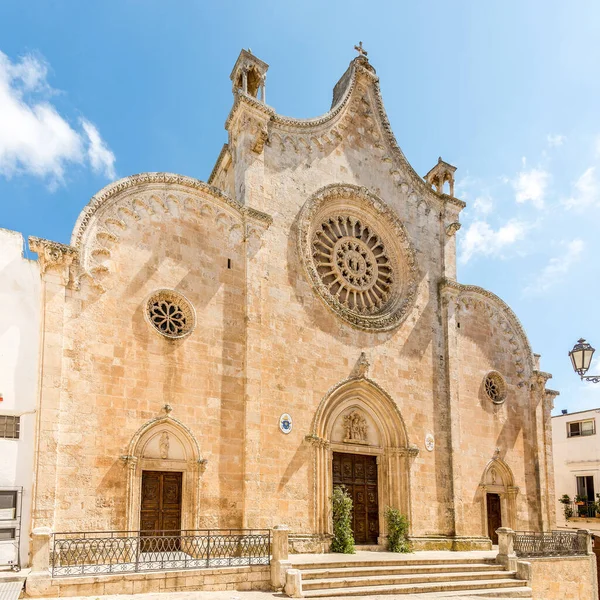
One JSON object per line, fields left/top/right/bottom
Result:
{"left": 0, "top": 228, "right": 40, "bottom": 569}
{"left": 552, "top": 407, "right": 600, "bottom": 526}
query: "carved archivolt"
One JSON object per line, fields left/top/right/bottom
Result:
{"left": 441, "top": 280, "right": 534, "bottom": 386}
{"left": 68, "top": 174, "right": 271, "bottom": 291}
{"left": 298, "top": 184, "right": 418, "bottom": 331}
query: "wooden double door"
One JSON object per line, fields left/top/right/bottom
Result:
{"left": 140, "top": 471, "right": 182, "bottom": 537}
{"left": 333, "top": 452, "right": 379, "bottom": 544}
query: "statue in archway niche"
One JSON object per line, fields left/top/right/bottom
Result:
{"left": 159, "top": 432, "right": 170, "bottom": 459}
{"left": 343, "top": 410, "right": 368, "bottom": 445}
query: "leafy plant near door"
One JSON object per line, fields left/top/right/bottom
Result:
{"left": 559, "top": 494, "right": 573, "bottom": 520}
{"left": 331, "top": 485, "right": 355, "bottom": 554}
{"left": 385, "top": 507, "right": 412, "bottom": 553}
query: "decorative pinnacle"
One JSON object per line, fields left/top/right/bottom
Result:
{"left": 163, "top": 404, "right": 172, "bottom": 415}
{"left": 354, "top": 41, "right": 368, "bottom": 57}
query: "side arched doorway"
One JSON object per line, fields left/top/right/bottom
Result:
{"left": 122, "top": 413, "right": 206, "bottom": 533}
{"left": 479, "top": 457, "right": 518, "bottom": 544}
{"left": 307, "top": 377, "right": 418, "bottom": 545}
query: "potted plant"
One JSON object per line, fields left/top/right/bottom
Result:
{"left": 575, "top": 494, "right": 587, "bottom": 505}
{"left": 559, "top": 494, "right": 573, "bottom": 520}
{"left": 575, "top": 495, "right": 588, "bottom": 517}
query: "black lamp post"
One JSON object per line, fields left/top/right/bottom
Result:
{"left": 569, "top": 338, "right": 600, "bottom": 383}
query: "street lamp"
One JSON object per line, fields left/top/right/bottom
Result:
{"left": 569, "top": 338, "right": 600, "bottom": 383}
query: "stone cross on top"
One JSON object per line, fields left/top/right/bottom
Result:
{"left": 354, "top": 41, "right": 368, "bottom": 57}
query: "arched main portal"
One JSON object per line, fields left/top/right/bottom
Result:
{"left": 307, "top": 377, "right": 418, "bottom": 544}
{"left": 122, "top": 413, "right": 206, "bottom": 532}
{"left": 479, "top": 456, "right": 518, "bottom": 542}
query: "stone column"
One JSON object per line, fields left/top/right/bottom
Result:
{"left": 285, "top": 569, "right": 303, "bottom": 598}
{"left": 496, "top": 527, "right": 516, "bottom": 570}
{"left": 271, "top": 525, "right": 292, "bottom": 590}
{"left": 30, "top": 527, "right": 52, "bottom": 573}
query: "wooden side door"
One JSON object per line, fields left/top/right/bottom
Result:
{"left": 140, "top": 471, "right": 182, "bottom": 551}
{"left": 486, "top": 493, "right": 502, "bottom": 544}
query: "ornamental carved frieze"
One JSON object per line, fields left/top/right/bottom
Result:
{"left": 298, "top": 184, "right": 418, "bottom": 331}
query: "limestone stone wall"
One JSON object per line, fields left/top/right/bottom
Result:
{"left": 523, "top": 556, "right": 598, "bottom": 600}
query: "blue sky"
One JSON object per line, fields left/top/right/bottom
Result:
{"left": 1, "top": 1, "right": 599, "bottom": 414}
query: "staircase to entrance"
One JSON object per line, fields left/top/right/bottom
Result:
{"left": 287, "top": 551, "right": 532, "bottom": 598}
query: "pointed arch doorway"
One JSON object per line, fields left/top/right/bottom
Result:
{"left": 307, "top": 377, "right": 418, "bottom": 545}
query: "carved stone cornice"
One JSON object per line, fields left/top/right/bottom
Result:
{"left": 29, "top": 236, "right": 78, "bottom": 285}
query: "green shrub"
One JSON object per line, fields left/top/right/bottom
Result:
{"left": 559, "top": 494, "right": 573, "bottom": 520}
{"left": 331, "top": 485, "right": 355, "bottom": 554}
{"left": 385, "top": 507, "right": 411, "bottom": 553}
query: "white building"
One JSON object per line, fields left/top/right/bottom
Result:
{"left": 0, "top": 228, "right": 40, "bottom": 570}
{"left": 552, "top": 407, "right": 600, "bottom": 525}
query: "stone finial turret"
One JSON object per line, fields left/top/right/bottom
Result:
{"left": 425, "top": 157, "right": 457, "bottom": 197}
{"left": 230, "top": 49, "right": 269, "bottom": 103}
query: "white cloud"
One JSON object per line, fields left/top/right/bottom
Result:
{"left": 0, "top": 50, "right": 115, "bottom": 186}
{"left": 459, "top": 219, "right": 528, "bottom": 264}
{"left": 523, "top": 239, "right": 584, "bottom": 296}
{"left": 81, "top": 119, "right": 115, "bottom": 179}
{"left": 513, "top": 161, "right": 549, "bottom": 209}
{"left": 562, "top": 167, "right": 599, "bottom": 210}
{"left": 547, "top": 134, "right": 566, "bottom": 148}
{"left": 473, "top": 195, "right": 493, "bottom": 215}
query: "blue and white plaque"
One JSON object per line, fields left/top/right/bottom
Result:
{"left": 279, "top": 413, "right": 293, "bottom": 434}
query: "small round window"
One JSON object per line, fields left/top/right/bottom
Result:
{"left": 484, "top": 371, "right": 506, "bottom": 405}
{"left": 145, "top": 290, "right": 195, "bottom": 339}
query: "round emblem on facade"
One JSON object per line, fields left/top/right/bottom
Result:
{"left": 425, "top": 433, "right": 435, "bottom": 452}
{"left": 279, "top": 413, "right": 293, "bottom": 434}
{"left": 145, "top": 289, "right": 196, "bottom": 339}
{"left": 298, "top": 184, "right": 417, "bottom": 331}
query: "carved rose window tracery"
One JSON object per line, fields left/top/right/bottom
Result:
{"left": 484, "top": 371, "right": 506, "bottom": 405}
{"left": 145, "top": 290, "right": 195, "bottom": 339}
{"left": 298, "top": 185, "right": 418, "bottom": 331}
{"left": 313, "top": 217, "right": 393, "bottom": 314}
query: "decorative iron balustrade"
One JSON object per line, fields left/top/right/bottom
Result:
{"left": 513, "top": 530, "right": 587, "bottom": 557}
{"left": 51, "top": 529, "right": 271, "bottom": 577}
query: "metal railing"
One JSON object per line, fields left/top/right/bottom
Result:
{"left": 51, "top": 529, "right": 271, "bottom": 577}
{"left": 563, "top": 501, "right": 597, "bottom": 519}
{"left": 514, "top": 530, "right": 587, "bottom": 557}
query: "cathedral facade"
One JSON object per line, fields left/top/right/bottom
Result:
{"left": 29, "top": 49, "right": 557, "bottom": 552}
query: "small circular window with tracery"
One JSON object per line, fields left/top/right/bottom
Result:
{"left": 145, "top": 290, "right": 195, "bottom": 339}
{"left": 484, "top": 371, "right": 506, "bottom": 404}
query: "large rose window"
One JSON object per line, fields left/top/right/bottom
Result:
{"left": 298, "top": 184, "right": 417, "bottom": 331}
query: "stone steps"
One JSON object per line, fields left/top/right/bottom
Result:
{"left": 290, "top": 556, "right": 531, "bottom": 598}
{"left": 301, "top": 578, "right": 531, "bottom": 597}
{"left": 302, "top": 570, "right": 518, "bottom": 590}
{"left": 300, "top": 563, "right": 501, "bottom": 580}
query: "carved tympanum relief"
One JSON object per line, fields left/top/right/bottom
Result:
{"left": 343, "top": 410, "right": 369, "bottom": 445}
{"left": 159, "top": 432, "right": 170, "bottom": 459}
{"left": 298, "top": 184, "right": 418, "bottom": 331}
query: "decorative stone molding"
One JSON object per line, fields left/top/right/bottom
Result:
{"left": 29, "top": 237, "right": 78, "bottom": 286}
{"left": 445, "top": 222, "right": 461, "bottom": 237}
{"left": 298, "top": 184, "right": 418, "bottom": 331}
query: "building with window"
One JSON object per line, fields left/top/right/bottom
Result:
{"left": 0, "top": 228, "right": 40, "bottom": 570}
{"left": 22, "top": 49, "right": 560, "bottom": 560}
{"left": 553, "top": 408, "right": 600, "bottom": 524}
